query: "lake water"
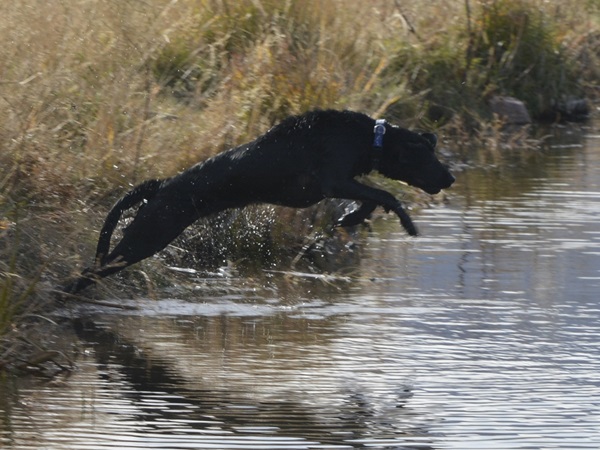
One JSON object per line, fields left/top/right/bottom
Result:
{"left": 2, "top": 123, "right": 600, "bottom": 449}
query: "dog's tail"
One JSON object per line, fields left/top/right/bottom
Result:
{"left": 95, "top": 178, "right": 163, "bottom": 265}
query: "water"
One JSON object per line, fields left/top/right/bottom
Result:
{"left": 2, "top": 124, "right": 600, "bottom": 449}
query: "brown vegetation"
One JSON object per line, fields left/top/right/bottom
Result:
{"left": 1, "top": 0, "right": 599, "bottom": 363}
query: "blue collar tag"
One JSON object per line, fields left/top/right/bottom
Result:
{"left": 373, "top": 119, "right": 386, "bottom": 148}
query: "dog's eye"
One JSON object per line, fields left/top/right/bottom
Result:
{"left": 420, "top": 132, "right": 437, "bottom": 149}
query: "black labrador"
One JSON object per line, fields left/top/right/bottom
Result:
{"left": 63, "top": 109, "right": 454, "bottom": 294}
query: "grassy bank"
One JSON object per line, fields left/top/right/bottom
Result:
{"left": 1, "top": 0, "right": 599, "bottom": 367}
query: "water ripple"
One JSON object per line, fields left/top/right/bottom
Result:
{"left": 3, "top": 127, "right": 600, "bottom": 449}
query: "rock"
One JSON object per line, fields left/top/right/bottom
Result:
{"left": 558, "top": 97, "right": 590, "bottom": 121}
{"left": 490, "top": 96, "right": 532, "bottom": 125}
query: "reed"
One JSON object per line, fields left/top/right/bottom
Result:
{"left": 0, "top": 0, "right": 598, "bottom": 347}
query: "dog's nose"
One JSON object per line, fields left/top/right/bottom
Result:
{"left": 445, "top": 172, "right": 456, "bottom": 188}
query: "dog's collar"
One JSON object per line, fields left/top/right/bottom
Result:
{"left": 372, "top": 119, "right": 386, "bottom": 171}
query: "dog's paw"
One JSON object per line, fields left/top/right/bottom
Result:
{"left": 405, "top": 223, "right": 418, "bottom": 236}
{"left": 337, "top": 212, "right": 367, "bottom": 228}
{"left": 394, "top": 205, "right": 418, "bottom": 236}
{"left": 401, "top": 218, "right": 418, "bottom": 236}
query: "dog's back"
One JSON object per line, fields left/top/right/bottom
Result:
{"left": 180, "top": 110, "right": 373, "bottom": 207}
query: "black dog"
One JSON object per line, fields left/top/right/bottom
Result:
{"left": 63, "top": 109, "right": 454, "bottom": 294}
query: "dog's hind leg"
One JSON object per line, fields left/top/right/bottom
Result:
{"left": 60, "top": 179, "right": 165, "bottom": 295}
{"left": 99, "top": 196, "right": 202, "bottom": 273}
{"left": 61, "top": 208, "right": 196, "bottom": 295}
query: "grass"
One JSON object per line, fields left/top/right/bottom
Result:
{"left": 0, "top": 0, "right": 599, "bottom": 366}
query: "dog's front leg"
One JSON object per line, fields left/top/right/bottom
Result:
{"left": 323, "top": 180, "right": 417, "bottom": 236}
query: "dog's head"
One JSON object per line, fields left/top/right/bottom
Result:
{"left": 380, "top": 127, "right": 455, "bottom": 195}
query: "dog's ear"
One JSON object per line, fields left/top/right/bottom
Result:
{"left": 421, "top": 132, "right": 437, "bottom": 149}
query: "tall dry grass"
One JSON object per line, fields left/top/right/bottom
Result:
{"left": 0, "top": 0, "right": 599, "bottom": 342}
